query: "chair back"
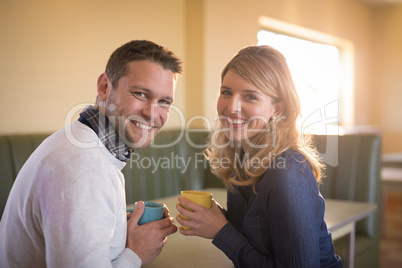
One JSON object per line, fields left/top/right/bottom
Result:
{"left": 313, "top": 134, "right": 382, "bottom": 237}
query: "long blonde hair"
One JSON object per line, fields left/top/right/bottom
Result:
{"left": 204, "top": 45, "right": 324, "bottom": 191}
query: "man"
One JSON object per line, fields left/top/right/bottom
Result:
{"left": 0, "top": 40, "right": 182, "bottom": 267}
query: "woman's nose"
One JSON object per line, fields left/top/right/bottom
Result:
{"left": 228, "top": 96, "right": 241, "bottom": 114}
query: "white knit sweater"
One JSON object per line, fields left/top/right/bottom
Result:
{"left": 0, "top": 121, "right": 141, "bottom": 267}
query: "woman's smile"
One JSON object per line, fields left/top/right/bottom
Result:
{"left": 217, "top": 70, "right": 276, "bottom": 142}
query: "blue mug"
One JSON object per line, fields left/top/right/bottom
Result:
{"left": 128, "top": 201, "right": 165, "bottom": 225}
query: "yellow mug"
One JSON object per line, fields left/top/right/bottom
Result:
{"left": 179, "top": 190, "right": 212, "bottom": 230}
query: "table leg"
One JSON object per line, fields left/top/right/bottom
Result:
{"left": 381, "top": 190, "right": 388, "bottom": 238}
{"left": 347, "top": 224, "right": 355, "bottom": 268}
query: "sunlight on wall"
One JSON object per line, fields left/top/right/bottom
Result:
{"left": 257, "top": 30, "right": 340, "bottom": 135}
{"left": 258, "top": 16, "right": 355, "bottom": 135}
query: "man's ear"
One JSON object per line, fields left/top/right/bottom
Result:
{"left": 97, "top": 73, "right": 110, "bottom": 101}
{"left": 273, "top": 101, "right": 285, "bottom": 117}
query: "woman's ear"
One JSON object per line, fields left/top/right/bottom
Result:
{"left": 97, "top": 73, "right": 110, "bottom": 101}
{"left": 273, "top": 101, "right": 284, "bottom": 117}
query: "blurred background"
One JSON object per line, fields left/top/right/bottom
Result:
{"left": 1, "top": 1, "right": 402, "bottom": 266}
{"left": 1, "top": 0, "right": 401, "bottom": 154}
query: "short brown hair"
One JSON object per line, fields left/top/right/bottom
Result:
{"left": 105, "top": 40, "right": 182, "bottom": 88}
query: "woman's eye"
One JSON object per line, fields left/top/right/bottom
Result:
{"left": 220, "top": 90, "right": 231, "bottom": 96}
{"left": 246, "top": 94, "right": 257, "bottom": 101}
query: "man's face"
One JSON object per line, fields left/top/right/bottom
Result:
{"left": 100, "top": 60, "right": 176, "bottom": 149}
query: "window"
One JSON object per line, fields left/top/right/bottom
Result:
{"left": 258, "top": 17, "right": 354, "bottom": 134}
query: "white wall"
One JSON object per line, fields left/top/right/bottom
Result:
{"left": 0, "top": 0, "right": 186, "bottom": 134}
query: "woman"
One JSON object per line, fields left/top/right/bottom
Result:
{"left": 176, "top": 45, "right": 342, "bottom": 267}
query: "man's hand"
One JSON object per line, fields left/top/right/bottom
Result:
{"left": 126, "top": 201, "right": 178, "bottom": 265}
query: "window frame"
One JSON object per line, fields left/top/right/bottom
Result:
{"left": 258, "top": 16, "right": 355, "bottom": 127}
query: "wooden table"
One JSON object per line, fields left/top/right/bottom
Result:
{"left": 129, "top": 188, "right": 376, "bottom": 268}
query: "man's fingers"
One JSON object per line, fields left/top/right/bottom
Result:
{"left": 154, "top": 216, "right": 176, "bottom": 230}
{"left": 166, "top": 222, "right": 178, "bottom": 235}
{"left": 162, "top": 203, "right": 171, "bottom": 218}
{"left": 129, "top": 201, "right": 145, "bottom": 225}
{"left": 148, "top": 217, "right": 178, "bottom": 238}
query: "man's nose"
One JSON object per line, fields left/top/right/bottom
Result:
{"left": 141, "top": 102, "right": 153, "bottom": 119}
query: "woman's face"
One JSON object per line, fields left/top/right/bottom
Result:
{"left": 217, "top": 70, "right": 277, "bottom": 146}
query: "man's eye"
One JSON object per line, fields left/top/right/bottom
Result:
{"left": 134, "top": 92, "right": 147, "bottom": 99}
{"left": 159, "top": 100, "right": 171, "bottom": 107}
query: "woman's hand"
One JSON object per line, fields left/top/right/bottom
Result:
{"left": 176, "top": 198, "right": 228, "bottom": 239}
